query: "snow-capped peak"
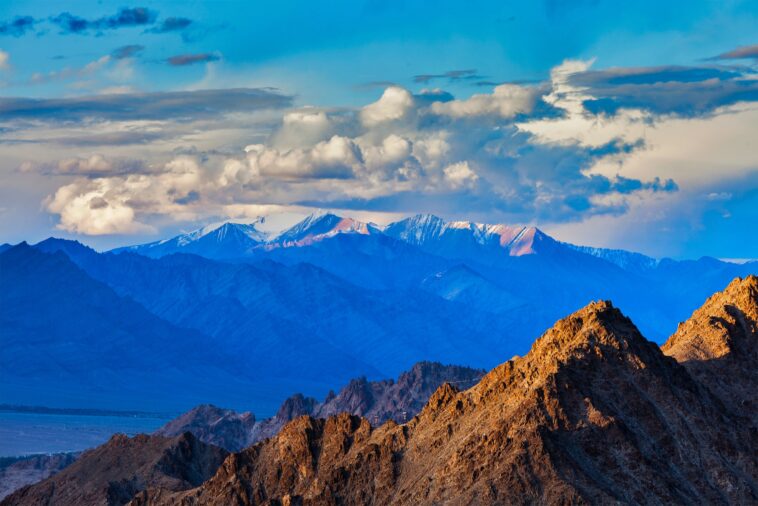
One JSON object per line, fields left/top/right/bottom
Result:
{"left": 384, "top": 215, "right": 552, "bottom": 256}
{"left": 273, "top": 212, "right": 380, "bottom": 246}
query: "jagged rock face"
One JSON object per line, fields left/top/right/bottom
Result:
{"left": 155, "top": 404, "right": 256, "bottom": 452}
{"left": 248, "top": 394, "right": 320, "bottom": 443}
{"left": 2, "top": 433, "right": 227, "bottom": 506}
{"left": 131, "top": 299, "right": 758, "bottom": 505}
{"left": 164, "top": 363, "right": 484, "bottom": 450}
{"left": 662, "top": 275, "right": 757, "bottom": 421}
{"left": 314, "top": 361, "right": 484, "bottom": 424}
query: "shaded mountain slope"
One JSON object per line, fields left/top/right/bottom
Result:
{"left": 1, "top": 433, "right": 227, "bottom": 506}
{"left": 34, "top": 240, "right": 519, "bottom": 390}
{"left": 132, "top": 296, "right": 758, "bottom": 505}
{"left": 0, "top": 244, "right": 262, "bottom": 411}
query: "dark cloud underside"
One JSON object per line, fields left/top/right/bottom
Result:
{"left": 0, "top": 88, "right": 292, "bottom": 122}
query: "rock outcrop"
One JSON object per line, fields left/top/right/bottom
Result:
{"left": 662, "top": 274, "right": 757, "bottom": 422}
{"left": 131, "top": 292, "right": 758, "bottom": 505}
{"left": 1, "top": 432, "right": 227, "bottom": 506}
{"left": 159, "top": 362, "right": 484, "bottom": 450}
{"left": 155, "top": 404, "right": 256, "bottom": 452}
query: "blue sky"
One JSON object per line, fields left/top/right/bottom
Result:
{"left": 0, "top": 0, "right": 756, "bottom": 258}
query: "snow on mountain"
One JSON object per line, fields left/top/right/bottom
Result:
{"left": 269, "top": 212, "right": 381, "bottom": 247}
{"left": 383, "top": 214, "right": 554, "bottom": 258}
{"left": 114, "top": 220, "right": 268, "bottom": 259}
{"left": 565, "top": 244, "right": 659, "bottom": 272}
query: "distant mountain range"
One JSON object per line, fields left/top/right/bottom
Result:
{"left": 5, "top": 275, "right": 756, "bottom": 505}
{"left": 1, "top": 213, "right": 755, "bottom": 414}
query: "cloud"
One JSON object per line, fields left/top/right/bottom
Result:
{"left": 44, "top": 156, "right": 208, "bottom": 234}
{"left": 30, "top": 54, "right": 758, "bottom": 237}
{"left": 712, "top": 44, "right": 758, "bottom": 60}
{"left": 413, "top": 69, "right": 481, "bottom": 84}
{"left": 147, "top": 17, "right": 192, "bottom": 33}
{"left": 51, "top": 7, "right": 157, "bottom": 34}
{"left": 20, "top": 155, "right": 151, "bottom": 177}
{"left": 231, "top": 135, "right": 363, "bottom": 180}
{"left": 0, "top": 87, "right": 291, "bottom": 122}
{"left": 0, "top": 50, "right": 9, "bottom": 70}
{"left": 112, "top": 45, "right": 144, "bottom": 60}
{"left": 27, "top": 55, "right": 112, "bottom": 85}
{"left": 0, "top": 16, "right": 36, "bottom": 37}
{"left": 360, "top": 86, "right": 414, "bottom": 126}
{"left": 167, "top": 52, "right": 221, "bottom": 66}
{"left": 443, "top": 161, "right": 479, "bottom": 189}
{"left": 431, "top": 84, "right": 541, "bottom": 118}
{"left": 569, "top": 64, "right": 758, "bottom": 116}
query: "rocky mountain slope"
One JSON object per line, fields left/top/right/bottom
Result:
{"left": 1, "top": 433, "right": 227, "bottom": 506}
{"left": 130, "top": 278, "right": 758, "bottom": 505}
{"left": 154, "top": 405, "right": 257, "bottom": 452}
{"left": 0, "top": 453, "right": 79, "bottom": 500}
{"left": 157, "top": 362, "right": 484, "bottom": 451}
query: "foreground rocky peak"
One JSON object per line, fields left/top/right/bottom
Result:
{"left": 663, "top": 274, "right": 757, "bottom": 361}
{"left": 662, "top": 274, "right": 757, "bottom": 421}
{"left": 131, "top": 293, "right": 758, "bottom": 505}
{"left": 2, "top": 432, "right": 227, "bottom": 506}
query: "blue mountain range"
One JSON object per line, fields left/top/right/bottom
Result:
{"left": 1, "top": 213, "right": 754, "bottom": 413}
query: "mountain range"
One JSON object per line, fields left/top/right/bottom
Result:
{"left": 131, "top": 275, "right": 758, "bottom": 505}
{"left": 4, "top": 275, "right": 755, "bottom": 505}
{"left": 1, "top": 213, "right": 754, "bottom": 413}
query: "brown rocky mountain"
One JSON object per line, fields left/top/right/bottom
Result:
{"left": 0, "top": 453, "right": 79, "bottom": 500}
{"left": 662, "top": 274, "right": 757, "bottom": 422}
{"left": 131, "top": 279, "right": 758, "bottom": 505}
{"left": 250, "top": 361, "right": 485, "bottom": 443}
{"left": 158, "top": 362, "right": 484, "bottom": 450}
{"left": 1, "top": 432, "right": 227, "bottom": 506}
{"left": 155, "top": 404, "right": 257, "bottom": 452}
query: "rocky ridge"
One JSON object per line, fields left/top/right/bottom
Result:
{"left": 1, "top": 432, "right": 227, "bottom": 506}
{"left": 130, "top": 279, "right": 758, "bottom": 505}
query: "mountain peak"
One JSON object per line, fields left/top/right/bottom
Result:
{"left": 663, "top": 275, "right": 757, "bottom": 362}
{"left": 661, "top": 275, "right": 757, "bottom": 421}
{"left": 115, "top": 220, "right": 267, "bottom": 259}
{"left": 273, "top": 212, "right": 379, "bottom": 246}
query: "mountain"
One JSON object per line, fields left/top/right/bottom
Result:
{"left": 131, "top": 283, "right": 758, "bottom": 505}
{"left": 0, "top": 243, "right": 269, "bottom": 411}
{"left": 662, "top": 274, "right": 757, "bottom": 421}
{"left": 30, "top": 239, "right": 516, "bottom": 409}
{"left": 115, "top": 220, "right": 267, "bottom": 259}
{"left": 1, "top": 433, "right": 227, "bottom": 506}
{"left": 157, "top": 362, "right": 484, "bottom": 452}
{"left": 111, "top": 212, "right": 756, "bottom": 343}
{"left": 0, "top": 453, "right": 79, "bottom": 501}
{"left": 383, "top": 213, "right": 554, "bottom": 259}
{"left": 269, "top": 212, "right": 381, "bottom": 247}
{"left": 420, "top": 264, "right": 525, "bottom": 312}
{"left": 250, "top": 361, "right": 485, "bottom": 443}
{"left": 564, "top": 243, "right": 659, "bottom": 272}
{"left": 154, "top": 405, "right": 257, "bottom": 452}
{"left": 9, "top": 213, "right": 756, "bottom": 413}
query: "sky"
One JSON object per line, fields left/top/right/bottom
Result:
{"left": 0, "top": 0, "right": 756, "bottom": 259}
